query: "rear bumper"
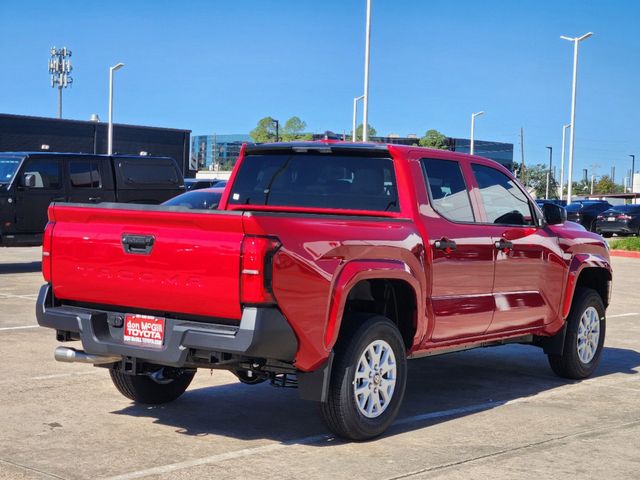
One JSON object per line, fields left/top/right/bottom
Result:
{"left": 36, "top": 284, "right": 298, "bottom": 367}
{"left": 596, "top": 223, "right": 634, "bottom": 234}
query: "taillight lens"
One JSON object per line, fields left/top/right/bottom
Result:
{"left": 619, "top": 214, "right": 632, "bottom": 220}
{"left": 596, "top": 215, "right": 604, "bottom": 220}
{"left": 240, "top": 235, "right": 281, "bottom": 305}
{"left": 42, "top": 221, "right": 55, "bottom": 282}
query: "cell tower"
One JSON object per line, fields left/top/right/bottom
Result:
{"left": 48, "top": 47, "right": 73, "bottom": 118}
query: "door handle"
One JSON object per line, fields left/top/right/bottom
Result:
{"left": 122, "top": 234, "right": 155, "bottom": 255}
{"left": 88, "top": 196, "right": 101, "bottom": 202}
{"left": 434, "top": 238, "right": 457, "bottom": 253}
{"left": 494, "top": 238, "right": 514, "bottom": 252}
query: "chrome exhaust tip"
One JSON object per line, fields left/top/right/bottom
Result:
{"left": 54, "top": 346, "right": 121, "bottom": 365}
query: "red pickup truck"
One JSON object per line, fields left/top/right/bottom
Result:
{"left": 37, "top": 141, "right": 612, "bottom": 440}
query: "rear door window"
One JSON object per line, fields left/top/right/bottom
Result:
{"left": 69, "top": 159, "right": 101, "bottom": 188}
{"left": 119, "top": 160, "right": 180, "bottom": 185}
{"left": 420, "top": 158, "right": 475, "bottom": 222}
{"left": 471, "top": 163, "right": 535, "bottom": 225}
{"left": 229, "top": 154, "right": 399, "bottom": 212}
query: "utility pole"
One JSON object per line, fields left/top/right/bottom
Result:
{"left": 630, "top": 154, "right": 636, "bottom": 193}
{"left": 48, "top": 47, "right": 73, "bottom": 118}
{"left": 559, "top": 124, "right": 571, "bottom": 200}
{"left": 561, "top": 32, "right": 593, "bottom": 205}
{"left": 519, "top": 127, "right": 526, "bottom": 185}
{"left": 545, "top": 146, "right": 553, "bottom": 199}
{"left": 352, "top": 95, "right": 365, "bottom": 142}
{"left": 272, "top": 119, "right": 279, "bottom": 142}
{"left": 362, "top": 0, "right": 372, "bottom": 142}
{"left": 107, "top": 63, "right": 125, "bottom": 156}
{"left": 470, "top": 111, "right": 484, "bottom": 155}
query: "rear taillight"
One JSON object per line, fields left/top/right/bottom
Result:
{"left": 596, "top": 215, "right": 604, "bottom": 220}
{"left": 42, "top": 221, "right": 55, "bottom": 282}
{"left": 619, "top": 214, "right": 632, "bottom": 220}
{"left": 240, "top": 235, "right": 281, "bottom": 305}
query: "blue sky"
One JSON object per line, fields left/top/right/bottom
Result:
{"left": 1, "top": 0, "right": 638, "bottom": 181}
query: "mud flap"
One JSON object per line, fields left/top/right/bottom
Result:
{"left": 297, "top": 352, "right": 334, "bottom": 403}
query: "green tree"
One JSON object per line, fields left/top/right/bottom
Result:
{"left": 523, "top": 163, "right": 559, "bottom": 199}
{"left": 419, "top": 129, "right": 448, "bottom": 149}
{"left": 595, "top": 175, "right": 623, "bottom": 194}
{"left": 281, "top": 116, "right": 311, "bottom": 141}
{"left": 249, "top": 117, "right": 278, "bottom": 143}
{"left": 352, "top": 123, "right": 377, "bottom": 141}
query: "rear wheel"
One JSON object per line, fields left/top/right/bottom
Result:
{"left": 109, "top": 367, "right": 195, "bottom": 404}
{"left": 548, "top": 287, "right": 605, "bottom": 379}
{"left": 320, "top": 315, "right": 407, "bottom": 441}
{"left": 601, "top": 232, "right": 613, "bottom": 238}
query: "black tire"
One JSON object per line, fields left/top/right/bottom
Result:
{"left": 601, "top": 232, "right": 613, "bottom": 238}
{"left": 320, "top": 315, "right": 407, "bottom": 441}
{"left": 109, "top": 368, "right": 195, "bottom": 404}
{"left": 548, "top": 287, "right": 606, "bottom": 379}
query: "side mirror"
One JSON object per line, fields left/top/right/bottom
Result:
{"left": 542, "top": 203, "right": 567, "bottom": 225}
{"left": 23, "top": 173, "right": 36, "bottom": 188}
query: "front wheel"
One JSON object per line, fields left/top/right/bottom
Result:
{"left": 601, "top": 232, "right": 613, "bottom": 238}
{"left": 320, "top": 315, "right": 407, "bottom": 441}
{"left": 109, "top": 367, "right": 195, "bottom": 404}
{"left": 548, "top": 287, "right": 606, "bottom": 379}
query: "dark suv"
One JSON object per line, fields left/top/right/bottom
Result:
{"left": 565, "top": 200, "right": 612, "bottom": 232}
{"left": 0, "top": 152, "right": 184, "bottom": 246}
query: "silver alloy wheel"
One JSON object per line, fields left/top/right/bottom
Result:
{"left": 577, "top": 306, "right": 601, "bottom": 364}
{"left": 353, "top": 339, "right": 397, "bottom": 418}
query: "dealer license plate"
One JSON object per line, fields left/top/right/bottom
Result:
{"left": 123, "top": 314, "right": 165, "bottom": 348}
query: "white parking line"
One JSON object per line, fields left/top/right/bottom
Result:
{"left": 608, "top": 312, "right": 639, "bottom": 318}
{"left": 0, "top": 325, "right": 39, "bottom": 331}
{"left": 0, "top": 292, "right": 38, "bottom": 300}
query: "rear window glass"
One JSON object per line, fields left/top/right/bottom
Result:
{"left": 119, "top": 160, "right": 179, "bottom": 185}
{"left": 229, "top": 154, "right": 399, "bottom": 212}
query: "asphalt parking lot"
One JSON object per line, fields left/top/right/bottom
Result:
{"left": 1, "top": 247, "right": 638, "bottom": 480}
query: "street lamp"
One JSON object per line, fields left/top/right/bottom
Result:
{"left": 362, "top": 0, "right": 372, "bottom": 142}
{"left": 559, "top": 124, "right": 571, "bottom": 200}
{"left": 272, "top": 119, "right": 279, "bottom": 142}
{"left": 545, "top": 146, "right": 553, "bottom": 199}
{"left": 470, "top": 111, "right": 484, "bottom": 155}
{"left": 630, "top": 154, "right": 636, "bottom": 193}
{"left": 352, "top": 95, "right": 365, "bottom": 142}
{"left": 107, "top": 63, "right": 125, "bottom": 156}
{"left": 48, "top": 47, "right": 73, "bottom": 119}
{"left": 561, "top": 32, "right": 593, "bottom": 205}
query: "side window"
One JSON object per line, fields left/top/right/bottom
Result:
{"left": 69, "top": 160, "right": 101, "bottom": 188}
{"left": 471, "top": 163, "right": 534, "bottom": 226}
{"left": 420, "top": 158, "right": 475, "bottom": 222}
{"left": 22, "top": 159, "right": 61, "bottom": 189}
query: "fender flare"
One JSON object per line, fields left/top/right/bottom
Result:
{"left": 561, "top": 253, "right": 612, "bottom": 319}
{"left": 323, "top": 259, "right": 424, "bottom": 350}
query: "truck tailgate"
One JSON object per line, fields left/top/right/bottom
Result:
{"left": 49, "top": 203, "right": 244, "bottom": 321}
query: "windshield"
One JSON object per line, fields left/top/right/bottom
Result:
{"left": 0, "top": 157, "right": 22, "bottom": 184}
{"left": 162, "top": 190, "right": 222, "bottom": 210}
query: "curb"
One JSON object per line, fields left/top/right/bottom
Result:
{"left": 609, "top": 249, "right": 640, "bottom": 259}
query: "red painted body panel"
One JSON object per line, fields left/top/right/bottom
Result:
{"left": 45, "top": 141, "right": 612, "bottom": 372}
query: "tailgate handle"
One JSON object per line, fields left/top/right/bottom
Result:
{"left": 122, "top": 234, "right": 155, "bottom": 255}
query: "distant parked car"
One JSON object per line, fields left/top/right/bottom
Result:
{"left": 162, "top": 187, "right": 224, "bottom": 210}
{"left": 212, "top": 179, "right": 227, "bottom": 187}
{"left": 595, "top": 204, "right": 640, "bottom": 237}
{"left": 565, "top": 200, "right": 612, "bottom": 232}
{"left": 184, "top": 178, "right": 228, "bottom": 190}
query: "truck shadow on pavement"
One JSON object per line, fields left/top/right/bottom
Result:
{"left": 0, "top": 261, "right": 41, "bottom": 274}
{"left": 111, "top": 344, "right": 640, "bottom": 443}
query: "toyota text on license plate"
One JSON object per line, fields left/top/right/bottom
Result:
{"left": 123, "top": 315, "right": 165, "bottom": 348}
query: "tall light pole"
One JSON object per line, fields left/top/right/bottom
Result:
{"left": 545, "top": 146, "right": 553, "bottom": 199}
{"left": 630, "top": 154, "right": 636, "bottom": 193}
{"left": 352, "top": 95, "right": 365, "bottom": 141}
{"left": 559, "top": 123, "right": 571, "bottom": 200}
{"left": 362, "top": 0, "right": 372, "bottom": 142}
{"left": 48, "top": 47, "right": 73, "bottom": 119}
{"left": 107, "top": 63, "right": 125, "bottom": 156}
{"left": 470, "top": 111, "right": 484, "bottom": 155}
{"left": 272, "top": 119, "right": 279, "bottom": 142}
{"left": 561, "top": 32, "right": 593, "bottom": 205}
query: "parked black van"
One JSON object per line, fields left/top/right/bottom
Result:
{"left": 0, "top": 152, "right": 185, "bottom": 246}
